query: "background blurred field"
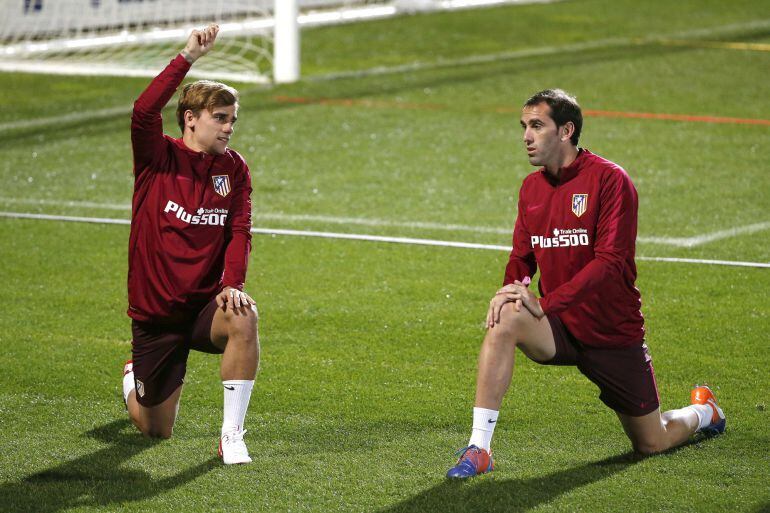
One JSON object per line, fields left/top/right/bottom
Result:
{"left": 0, "top": 0, "right": 768, "bottom": 511}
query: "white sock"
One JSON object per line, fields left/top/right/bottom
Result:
{"left": 122, "top": 370, "right": 134, "bottom": 403}
{"left": 686, "top": 404, "right": 714, "bottom": 431}
{"left": 222, "top": 380, "right": 254, "bottom": 436}
{"left": 468, "top": 407, "right": 499, "bottom": 451}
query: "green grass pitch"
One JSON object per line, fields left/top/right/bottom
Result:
{"left": 1, "top": 0, "right": 769, "bottom": 511}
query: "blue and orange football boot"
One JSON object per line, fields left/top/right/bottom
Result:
{"left": 446, "top": 445, "right": 494, "bottom": 479}
{"left": 691, "top": 384, "right": 726, "bottom": 436}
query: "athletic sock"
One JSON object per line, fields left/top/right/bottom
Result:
{"left": 122, "top": 370, "right": 134, "bottom": 403}
{"left": 222, "top": 380, "right": 254, "bottom": 436}
{"left": 468, "top": 407, "right": 499, "bottom": 451}
{"left": 687, "top": 404, "right": 714, "bottom": 431}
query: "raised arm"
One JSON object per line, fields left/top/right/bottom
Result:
{"left": 180, "top": 23, "right": 220, "bottom": 64}
{"left": 131, "top": 24, "right": 220, "bottom": 174}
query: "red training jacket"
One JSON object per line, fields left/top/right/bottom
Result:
{"left": 504, "top": 149, "right": 644, "bottom": 347}
{"left": 127, "top": 54, "right": 252, "bottom": 322}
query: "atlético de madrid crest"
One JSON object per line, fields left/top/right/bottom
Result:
{"left": 572, "top": 194, "right": 588, "bottom": 217}
{"left": 212, "top": 175, "right": 231, "bottom": 198}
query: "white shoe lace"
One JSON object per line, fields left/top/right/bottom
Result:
{"left": 221, "top": 429, "right": 251, "bottom": 463}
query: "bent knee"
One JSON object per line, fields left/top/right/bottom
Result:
{"left": 494, "top": 302, "right": 534, "bottom": 334}
{"left": 222, "top": 307, "right": 259, "bottom": 339}
{"left": 223, "top": 303, "right": 259, "bottom": 325}
{"left": 484, "top": 306, "right": 528, "bottom": 349}
{"left": 132, "top": 420, "right": 174, "bottom": 439}
{"left": 129, "top": 410, "right": 175, "bottom": 439}
{"left": 632, "top": 440, "right": 669, "bottom": 456}
{"left": 143, "top": 428, "right": 173, "bottom": 440}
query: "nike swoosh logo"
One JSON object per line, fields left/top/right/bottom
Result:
{"left": 224, "top": 385, "right": 235, "bottom": 391}
{"left": 488, "top": 419, "right": 497, "bottom": 424}
{"left": 526, "top": 204, "right": 545, "bottom": 212}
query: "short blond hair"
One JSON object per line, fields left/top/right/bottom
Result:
{"left": 176, "top": 80, "right": 239, "bottom": 133}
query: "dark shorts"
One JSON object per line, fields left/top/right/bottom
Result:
{"left": 131, "top": 298, "right": 222, "bottom": 407}
{"left": 543, "top": 314, "right": 660, "bottom": 417}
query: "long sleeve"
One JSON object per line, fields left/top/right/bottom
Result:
{"left": 503, "top": 185, "right": 537, "bottom": 285}
{"left": 539, "top": 169, "right": 637, "bottom": 314}
{"left": 131, "top": 54, "right": 191, "bottom": 174}
{"left": 222, "top": 162, "right": 253, "bottom": 290}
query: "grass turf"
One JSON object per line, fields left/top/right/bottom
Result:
{"left": 1, "top": 0, "right": 769, "bottom": 511}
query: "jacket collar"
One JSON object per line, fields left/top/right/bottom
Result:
{"left": 172, "top": 137, "right": 216, "bottom": 161}
{"left": 541, "top": 148, "right": 587, "bottom": 186}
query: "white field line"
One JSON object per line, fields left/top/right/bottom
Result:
{"left": 0, "top": 211, "right": 131, "bottom": 226}
{"left": 639, "top": 222, "right": 770, "bottom": 248}
{"left": 0, "top": 197, "right": 132, "bottom": 211}
{"left": 0, "top": 62, "right": 272, "bottom": 84}
{"left": 310, "top": 18, "right": 770, "bottom": 81}
{"left": 0, "top": 105, "right": 134, "bottom": 133}
{"left": 633, "top": 256, "right": 769, "bottom": 268}
{"left": 311, "top": 37, "right": 632, "bottom": 81}
{"left": 1, "top": 211, "right": 768, "bottom": 269}
{"left": 254, "top": 213, "right": 510, "bottom": 233}
{"left": 1, "top": 196, "right": 768, "bottom": 247}
{"left": 0, "top": 197, "right": 508, "bottom": 233}
{"left": 251, "top": 226, "right": 510, "bottom": 251}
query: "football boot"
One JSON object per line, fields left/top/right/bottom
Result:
{"left": 691, "top": 384, "right": 726, "bottom": 435}
{"left": 219, "top": 429, "right": 252, "bottom": 465}
{"left": 446, "top": 445, "right": 493, "bottom": 479}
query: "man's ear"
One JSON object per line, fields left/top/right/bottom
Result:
{"left": 560, "top": 121, "right": 575, "bottom": 142}
{"left": 184, "top": 110, "right": 198, "bottom": 132}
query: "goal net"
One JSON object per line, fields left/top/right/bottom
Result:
{"left": 0, "top": 0, "right": 276, "bottom": 83}
{"left": 0, "top": 0, "right": 538, "bottom": 83}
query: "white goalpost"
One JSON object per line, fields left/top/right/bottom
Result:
{"left": 274, "top": 0, "right": 300, "bottom": 84}
{"left": 0, "top": 0, "right": 549, "bottom": 84}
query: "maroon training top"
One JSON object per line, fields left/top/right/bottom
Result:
{"left": 127, "top": 54, "right": 252, "bottom": 322}
{"left": 504, "top": 149, "right": 645, "bottom": 347}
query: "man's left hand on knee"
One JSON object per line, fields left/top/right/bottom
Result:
{"left": 216, "top": 286, "right": 256, "bottom": 313}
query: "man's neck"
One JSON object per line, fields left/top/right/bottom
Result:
{"left": 544, "top": 145, "right": 579, "bottom": 178}
{"left": 182, "top": 133, "right": 207, "bottom": 153}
